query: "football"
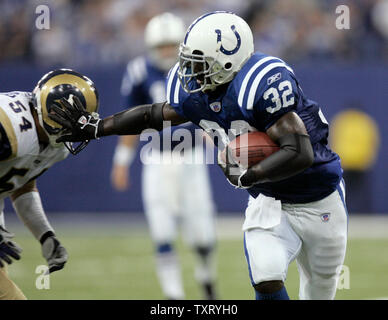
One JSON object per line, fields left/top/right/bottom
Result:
{"left": 223, "top": 131, "right": 280, "bottom": 169}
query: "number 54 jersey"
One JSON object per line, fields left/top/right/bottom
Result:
{"left": 167, "top": 52, "right": 343, "bottom": 203}
{"left": 0, "top": 91, "right": 69, "bottom": 200}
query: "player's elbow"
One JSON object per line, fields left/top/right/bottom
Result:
{"left": 299, "top": 147, "right": 314, "bottom": 170}
{"left": 282, "top": 133, "right": 314, "bottom": 171}
{"left": 11, "top": 180, "right": 38, "bottom": 202}
{"left": 297, "top": 138, "right": 314, "bottom": 170}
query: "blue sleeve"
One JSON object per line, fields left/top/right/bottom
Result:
{"left": 120, "top": 58, "right": 148, "bottom": 110}
{"left": 165, "top": 62, "right": 189, "bottom": 119}
{"left": 243, "top": 66, "right": 301, "bottom": 131}
{"left": 120, "top": 71, "right": 144, "bottom": 110}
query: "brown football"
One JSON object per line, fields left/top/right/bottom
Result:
{"left": 223, "top": 131, "right": 280, "bottom": 169}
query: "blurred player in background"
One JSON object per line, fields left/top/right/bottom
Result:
{"left": 50, "top": 11, "right": 348, "bottom": 300}
{"left": 110, "top": 13, "right": 217, "bottom": 300}
{"left": 0, "top": 69, "right": 99, "bottom": 299}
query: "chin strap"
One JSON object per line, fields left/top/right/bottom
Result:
{"left": 63, "top": 141, "right": 90, "bottom": 155}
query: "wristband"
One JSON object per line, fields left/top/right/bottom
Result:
{"left": 113, "top": 144, "right": 135, "bottom": 166}
{"left": 237, "top": 169, "right": 252, "bottom": 189}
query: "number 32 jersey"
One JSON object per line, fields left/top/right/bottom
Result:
{"left": 167, "top": 52, "right": 343, "bottom": 203}
{"left": 0, "top": 91, "right": 69, "bottom": 200}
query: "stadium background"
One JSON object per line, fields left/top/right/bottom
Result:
{"left": 0, "top": 0, "right": 387, "bottom": 299}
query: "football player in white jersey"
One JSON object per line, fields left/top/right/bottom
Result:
{"left": 0, "top": 69, "right": 99, "bottom": 299}
{"left": 110, "top": 13, "right": 217, "bottom": 300}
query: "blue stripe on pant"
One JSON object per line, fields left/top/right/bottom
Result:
{"left": 336, "top": 178, "right": 349, "bottom": 232}
{"left": 243, "top": 232, "right": 255, "bottom": 286}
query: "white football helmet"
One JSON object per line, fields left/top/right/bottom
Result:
{"left": 178, "top": 11, "right": 254, "bottom": 93}
{"left": 145, "top": 12, "right": 186, "bottom": 71}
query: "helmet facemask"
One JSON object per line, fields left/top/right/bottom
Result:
{"left": 149, "top": 44, "right": 180, "bottom": 72}
{"left": 178, "top": 43, "right": 235, "bottom": 93}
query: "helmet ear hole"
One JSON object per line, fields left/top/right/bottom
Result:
{"left": 224, "top": 62, "right": 232, "bottom": 70}
{"left": 192, "top": 50, "right": 204, "bottom": 55}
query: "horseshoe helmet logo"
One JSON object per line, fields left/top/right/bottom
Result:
{"left": 215, "top": 25, "right": 241, "bottom": 55}
{"left": 178, "top": 12, "right": 254, "bottom": 93}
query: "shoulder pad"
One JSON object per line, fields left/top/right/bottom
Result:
{"left": 235, "top": 53, "right": 295, "bottom": 110}
{"left": 121, "top": 56, "right": 148, "bottom": 96}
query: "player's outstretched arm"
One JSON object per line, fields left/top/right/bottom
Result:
{"left": 102, "top": 101, "right": 187, "bottom": 136}
{"left": 11, "top": 180, "right": 68, "bottom": 273}
{"left": 231, "top": 112, "right": 314, "bottom": 188}
{"left": 48, "top": 96, "right": 187, "bottom": 143}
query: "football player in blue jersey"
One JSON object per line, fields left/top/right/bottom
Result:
{"left": 50, "top": 11, "right": 348, "bottom": 300}
{"left": 110, "top": 13, "right": 217, "bottom": 300}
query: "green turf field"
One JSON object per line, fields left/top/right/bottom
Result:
{"left": 5, "top": 216, "right": 388, "bottom": 300}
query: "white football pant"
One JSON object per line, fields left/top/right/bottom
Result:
{"left": 142, "top": 150, "right": 216, "bottom": 248}
{"left": 244, "top": 181, "right": 347, "bottom": 300}
{"left": 141, "top": 149, "right": 216, "bottom": 298}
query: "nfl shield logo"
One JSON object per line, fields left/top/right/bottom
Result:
{"left": 209, "top": 102, "right": 222, "bottom": 113}
{"left": 321, "top": 213, "right": 330, "bottom": 222}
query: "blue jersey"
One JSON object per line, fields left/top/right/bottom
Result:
{"left": 121, "top": 56, "right": 198, "bottom": 150}
{"left": 166, "top": 52, "right": 343, "bottom": 203}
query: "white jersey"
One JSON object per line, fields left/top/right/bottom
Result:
{"left": 0, "top": 91, "right": 69, "bottom": 201}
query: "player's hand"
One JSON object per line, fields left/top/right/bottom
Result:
{"left": 41, "top": 234, "right": 68, "bottom": 274}
{"left": 48, "top": 95, "right": 101, "bottom": 143}
{"left": 0, "top": 226, "right": 22, "bottom": 267}
{"left": 218, "top": 147, "right": 253, "bottom": 189}
{"left": 111, "top": 164, "right": 130, "bottom": 191}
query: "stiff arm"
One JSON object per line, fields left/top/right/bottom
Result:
{"left": 100, "top": 102, "right": 187, "bottom": 136}
{"left": 48, "top": 97, "right": 187, "bottom": 142}
{"left": 49, "top": 98, "right": 314, "bottom": 185}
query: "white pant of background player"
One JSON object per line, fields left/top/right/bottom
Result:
{"left": 142, "top": 149, "right": 216, "bottom": 299}
{"left": 244, "top": 181, "right": 347, "bottom": 299}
